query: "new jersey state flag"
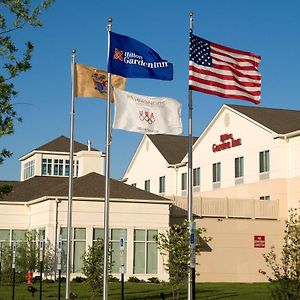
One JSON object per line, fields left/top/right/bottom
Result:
{"left": 108, "top": 31, "right": 173, "bottom": 80}
{"left": 113, "top": 88, "right": 182, "bottom": 135}
{"left": 74, "top": 63, "right": 126, "bottom": 99}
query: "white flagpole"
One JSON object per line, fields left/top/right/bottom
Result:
{"left": 103, "top": 17, "right": 112, "bottom": 300}
{"left": 66, "top": 49, "right": 76, "bottom": 300}
{"left": 188, "top": 12, "right": 196, "bottom": 300}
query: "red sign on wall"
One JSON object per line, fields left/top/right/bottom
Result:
{"left": 254, "top": 235, "right": 265, "bottom": 248}
{"left": 212, "top": 133, "right": 242, "bottom": 153}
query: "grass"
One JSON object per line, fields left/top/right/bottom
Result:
{"left": 0, "top": 281, "right": 272, "bottom": 299}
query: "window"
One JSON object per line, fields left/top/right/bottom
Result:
{"left": 24, "top": 160, "right": 35, "bottom": 180}
{"left": 12, "top": 229, "right": 26, "bottom": 242}
{"left": 159, "top": 176, "right": 165, "bottom": 193}
{"left": 75, "top": 160, "right": 79, "bottom": 177}
{"left": 60, "top": 227, "right": 86, "bottom": 273}
{"left": 73, "top": 228, "right": 86, "bottom": 272}
{"left": 213, "top": 162, "right": 221, "bottom": 183}
{"left": 54, "top": 159, "right": 64, "bottom": 176}
{"left": 144, "top": 180, "right": 150, "bottom": 192}
{"left": 65, "top": 160, "right": 70, "bottom": 176}
{"left": 60, "top": 227, "right": 68, "bottom": 273}
{"left": 0, "top": 229, "right": 10, "bottom": 248}
{"left": 93, "top": 228, "right": 104, "bottom": 242}
{"left": 181, "top": 173, "right": 187, "bottom": 190}
{"left": 235, "top": 157, "right": 244, "bottom": 178}
{"left": 38, "top": 228, "right": 45, "bottom": 241}
{"left": 64, "top": 160, "right": 78, "bottom": 177}
{"left": 193, "top": 167, "right": 200, "bottom": 186}
{"left": 42, "top": 159, "right": 52, "bottom": 175}
{"left": 259, "top": 195, "right": 270, "bottom": 200}
{"left": 133, "top": 229, "right": 158, "bottom": 274}
{"left": 259, "top": 150, "right": 270, "bottom": 173}
{"left": 93, "top": 228, "right": 127, "bottom": 274}
{"left": 131, "top": 183, "right": 137, "bottom": 187}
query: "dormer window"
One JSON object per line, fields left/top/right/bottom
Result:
{"left": 23, "top": 160, "right": 35, "bottom": 180}
{"left": 42, "top": 159, "right": 52, "bottom": 175}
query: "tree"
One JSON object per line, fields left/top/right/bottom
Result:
{"left": 16, "top": 230, "right": 56, "bottom": 279}
{"left": 0, "top": 230, "right": 55, "bottom": 283}
{"left": 259, "top": 208, "right": 300, "bottom": 300}
{"left": 0, "top": 0, "right": 54, "bottom": 196}
{"left": 81, "top": 239, "right": 113, "bottom": 299}
{"left": 155, "top": 220, "right": 211, "bottom": 300}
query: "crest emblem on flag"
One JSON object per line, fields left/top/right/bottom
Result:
{"left": 139, "top": 111, "right": 155, "bottom": 124}
{"left": 91, "top": 73, "right": 107, "bottom": 93}
{"left": 113, "top": 48, "right": 124, "bottom": 62}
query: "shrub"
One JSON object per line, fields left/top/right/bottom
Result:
{"left": 43, "top": 278, "right": 55, "bottom": 283}
{"left": 72, "top": 276, "right": 86, "bottom": 283}
{"left": 127, "top": 276, "right": 142, "bottom": 283}
{"left": 147, "top": 277, "right": 160, "bottom": 283}
{"left": 109, "top": 276, "right": 120, "bottom": 282}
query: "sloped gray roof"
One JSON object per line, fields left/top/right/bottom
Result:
{"left": 0, "top": 173, "right": 168, "bottom": 203}
{"left": 147, "top": 134, "right": 198, "bottom": 164}
{"left": 35, "top": 135, "right": 97, "bottom": 152}
{"left": 228, "top": 105, "right": 300, "bottom": 134}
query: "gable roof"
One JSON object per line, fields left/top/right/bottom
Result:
{"left": 228, "top": 105, "right": 300, "bottom": 134}
{"left": 147, "top": 134, "right": 198, "bottom": 164}
{"left": 35, "top": 135, "right": 98, "bottom": 152}
{"left": 1, "top": 173, "right": 168, "bottom": 202}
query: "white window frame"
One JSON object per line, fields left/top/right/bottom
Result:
{"left": 159, "top": 176, "right": 166, "bottom": 194}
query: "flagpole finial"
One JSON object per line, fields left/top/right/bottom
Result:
{"left": 189, "top": 12, "right": 193, "bottom": 30}
{"left": 108, "top": 17, "right": 112, "bottom": 23}
{"left": 72, "top": 49, "right": 76, "bottom": 54}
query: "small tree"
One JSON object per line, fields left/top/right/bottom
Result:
{"left": 81, "top": 239, "right": 113, "bottom": 299}
{"left": 260, "top": 208, "right": 300, "bottom": 300}
{"left": 16, "top": 230, "right": 56, "bottom": 279}
{"left": 156, "top": 220, "right": 211, "bottom": 300}
{"left": 1, "top": 242, "right": 13, "bottom": 283}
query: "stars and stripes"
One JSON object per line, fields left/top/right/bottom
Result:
{"left": 189, "top": 32, "right": 261, "bottom": 104}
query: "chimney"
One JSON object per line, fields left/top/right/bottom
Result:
{"left": 87, "top": 140, "right": 92, "bottom": 151}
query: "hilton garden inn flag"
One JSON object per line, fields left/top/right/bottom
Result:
{"left": 108, "top": 31, "right": 173, "bottom": 80}
{"left": 74, "top": 63, "right": 126, "bottom": 99}
{"left": 113, "top": 88, "right": 182, "bottom": 135}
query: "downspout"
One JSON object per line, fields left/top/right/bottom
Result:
{"left": 168, "top": 162, "right": 188, "bottom": 198}
{"left": 285, "top": 136, "right": 291, "bottom": 219}
{"left": 25, "top": 203, "right": 31, "bottom": 229}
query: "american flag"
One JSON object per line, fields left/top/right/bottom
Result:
{"left": 189, "top": 32, "right": 261, "bottom": 104}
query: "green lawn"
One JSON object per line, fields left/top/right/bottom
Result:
{"left": 0, "top": 282, "right": 272, "bottom": 299}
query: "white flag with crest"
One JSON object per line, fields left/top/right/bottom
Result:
{"left": 113, "top": 88, "right": 182, "bottom": 135}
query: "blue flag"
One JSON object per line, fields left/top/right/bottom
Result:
{"left": 108, "top": 31, "right": 173, "bottom": 80}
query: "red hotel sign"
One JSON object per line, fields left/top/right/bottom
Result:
{"left": 254, "top": 235, "right": 265, "bottom": 248}
{"left": 212, "top": 133, "right": 242, "bottom": 153}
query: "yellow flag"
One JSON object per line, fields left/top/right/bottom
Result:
{"left": 74, "top": 63, "right": 126, "bottom": 99}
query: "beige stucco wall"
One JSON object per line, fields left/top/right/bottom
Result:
{"left": 0, "top": 202, "right": 28, "bottom": 228}
{"left": 196, "top": 178, "right": 288, "bottom": 219}
{"left": 76, "top": 150, "right": 104, "bottom": 176}
{"left": 26, "top": 198, "right": 171, "bottom": 281}
{"left": 196, "top": 217, "right": 285, "bottom": 282}
{"left": 124, "top": 136, "right": 177, "bottom": 196}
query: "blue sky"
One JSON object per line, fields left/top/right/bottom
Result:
{"left": 1, "top": 0, "right": 300, "bottom": 181}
